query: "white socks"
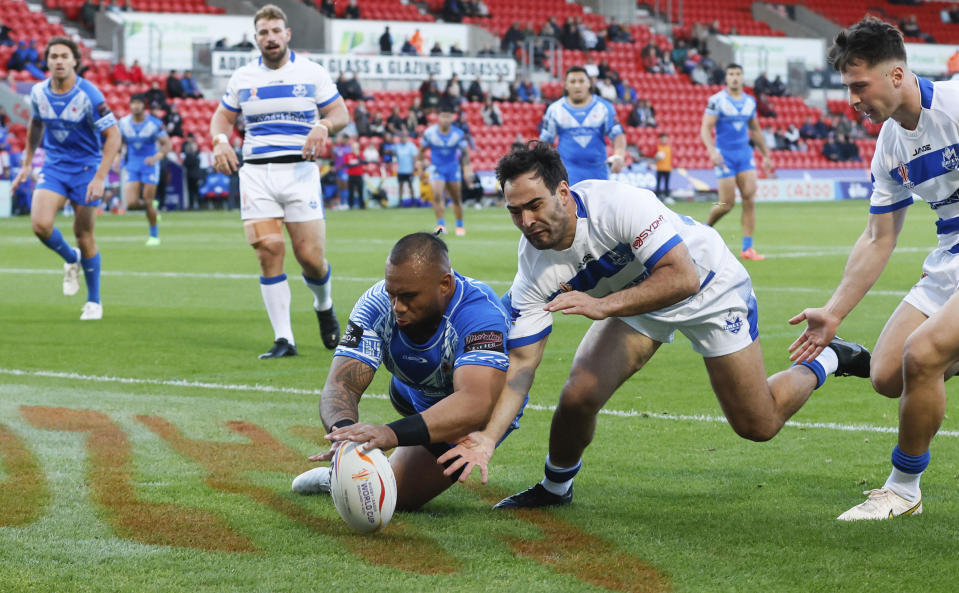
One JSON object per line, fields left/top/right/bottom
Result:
{"left": 261, "top": 277, "right": 294, "bottom": 343}
{"left": 884, "top": 467, "right": 922, "bottom": 502}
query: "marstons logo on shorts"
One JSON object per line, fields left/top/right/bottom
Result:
{"left": 632, "top": 214, "right": 665, "bottom": 249}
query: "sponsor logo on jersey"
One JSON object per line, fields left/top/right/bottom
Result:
{"left": 632, "top": 214, "right": 665, "bottom": 249}
{"left": 942, "top": 146, "right": 959, "bottom": 171}
{"left": 912, "top": 144, "right": 931, "bottom": 157}
{"left": 401, "top": 354, "right": 428, "bottom": 364}
{"left": 464, "top": 330, "right": 505, "bottom": 353}
{"left": 248, "top": 87, "right": 259, "bottom": 101}
{"left": 340, "top": 321, "right": 364, "bottom": 349}
{"left": 293, "top": 84, "right": 307, "bottom": 97}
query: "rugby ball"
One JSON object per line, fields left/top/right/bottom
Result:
{"left": 329, "top": 441, "right": 397, "bottom": 533}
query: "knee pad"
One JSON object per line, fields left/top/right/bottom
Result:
{"left": 243, "top": 218, "right": 284, "bottom": 247}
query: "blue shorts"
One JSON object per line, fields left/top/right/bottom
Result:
{"left": 714, "top": 147, "right": 756, "bottom": 179}
{"left": 566, "top": 163, "right": 609, "bottom": 186}
{"left": 124, "top": 160, "right": 160, "bottom": 185}
{"left": 336, "top": 169, "right": 349, "bottom": 182}
{"left": 430, "top": 165, "right": 461, "bottom": 184}
{"left": 37, "top": 165, "right": 101, "bottom": 206}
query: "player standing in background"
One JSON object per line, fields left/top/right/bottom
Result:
{"left": 439, "top": 142, "right": 869, "bottom": 508}
{"left": 393, "top": 129, "right": 418, "bottom": 205}
{"left": 539, "top": 66, "right": 626, "bottom": 186}
{"left": 118, "top": 93, "right": 171, "bottom": 246}
{"left": 10, "top": 37, "right": 121, "bottom": 321}
{"left": 290, "top": 233, "right": 523, "bottom": 510}
{"left": 418, "top": 101, "right": 470, "bottom": 236}
{"left": 210, "top": 4, "right": 349, "bottom": 358}
{"left": 701, "top": 64, "right": 773, "bottom": 261}
{"left": 791, "top": 17, "right": 959, "bottom": 520}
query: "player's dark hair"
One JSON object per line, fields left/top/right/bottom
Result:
{"left": 565, "top": 65, "right": 589, "bottom": 78}
{"left": 725, "top": 63, "right": 743, "bottom": 72}
{"left": 495, "top": 140, "right": 569, "bottom": 195}
{"left": 130, "top": 93, "right": 146, "bottom": 104}
{"left": 828, "top": 16, "right": 906, "bottom": 72}
{"left": 44, "top": 37, "right": 82, "bottom": 68}
{"left": 254, "top": 3, "right": 289, "bottom": 27}
{"left": 389, "top": 232, "right": 450, "bottom": 271}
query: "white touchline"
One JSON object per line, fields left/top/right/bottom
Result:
{"left": 2, "top": 367, "right": 955, "bottom": 438}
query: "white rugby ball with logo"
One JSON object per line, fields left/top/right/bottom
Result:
{"left": 329, "top": 441, "right": 397, "bottom": 533}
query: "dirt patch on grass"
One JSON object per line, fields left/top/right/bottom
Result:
{"left": 0, "top": 422, "right": 48, "bottom": 527}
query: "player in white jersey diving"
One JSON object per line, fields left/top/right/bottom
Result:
{"left": 210, "top": 4, "right": 349, "bottom": 359}
{"left": 790, "top": 17, "right": 959, "bottom": 520}
{"left": 539, "top": 66, "right": 626, "bottom": 186}
{"left": 11, "top": 37, "right": 121, "bottom": 321}
{"left": 700, "top": 64, "right": 773, "bottom": 261}
{"left": 118, "top": 93, "right": 170, "bottom": 246}
{"left": 435, "top": 141, "right": 870, "bottom": 508}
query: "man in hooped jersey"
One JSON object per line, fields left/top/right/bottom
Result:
{"left": 118, "top": 93, "right": 171, "bottom": 246}
{"left": 210, "top": 4, "right": 349, "bottom": 359}
{"left": 791, "top": 17, "right": 959, "bottom": 520}
{"left": 290, "top": 233, "right": 525, "bottom": 510}
{"left": 439, "top": 141, "right": 870, "bottom": 508}
{"left": 539, "top": 66, "right": 626, "bottom": 186}
{"left": 11, "top": 37, "right": 121, "bottom": 321}
{"left": 700, "top": 63, "right": 774, "bottom": 261}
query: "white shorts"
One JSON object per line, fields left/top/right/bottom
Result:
{"left": 903, "top": 246, "right": 959, "bottom": 317}
{"left": 623, "top": 255, "right": 758, "bottom": 358}
{"left": 239, "top": 161, "right": 325, "bottom": 222}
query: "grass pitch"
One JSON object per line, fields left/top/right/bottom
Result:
{"left": 1, "top": 199, "right": 957, "bottom": 593}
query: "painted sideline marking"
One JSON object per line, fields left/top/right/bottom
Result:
{"left": 2, "top": 367, "right": 954, "bottom": 438}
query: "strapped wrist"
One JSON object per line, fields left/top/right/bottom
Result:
{"left": 386, "top": 414, "right": 430, "bottom": 447}
{"left": 330, "top": 419, "right": 356, "bottom": 431}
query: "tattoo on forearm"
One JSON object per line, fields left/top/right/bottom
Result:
{"left": 320, "top": 360, "right": 375, "bottom": 430}
{"left": 28, "top": 120, "right": 43, "bottom": 153}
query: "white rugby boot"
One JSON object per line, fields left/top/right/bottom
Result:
{"left": 837, "top": 488, "right": 922, "bottom": 521}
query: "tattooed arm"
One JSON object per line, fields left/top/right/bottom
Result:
{"left": 319, "top": 356, "right": 377, "bottom": 431}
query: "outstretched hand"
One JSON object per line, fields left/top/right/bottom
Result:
{"left": 545, "top": 291, "right": 608, "bottom": 320}
{"left": 436, "top": 431, "right": 496, "bottom": 483}
{"left": 788, "top": 307, "right": 841, "bottom": 364}
{"left": 323, "top": 422, "right": 398, "bottom": 454}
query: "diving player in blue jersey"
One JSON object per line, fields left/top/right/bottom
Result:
{"left": 290, "top": 233, "right": 524, "bottom": 510}
{"left": 10, "top": 37, "right": 121, "bottom": 321}
{"left": 539, "top": 66, "right": 626, "bottom": 186}
{"left": 418, "top": 101, "right": 471, "bottom": 236}
{"left": 118, "top": 94, "right": 171, "bottom": 246}
{"left": 701, "top": 63, "right": 773, "bottom": 261}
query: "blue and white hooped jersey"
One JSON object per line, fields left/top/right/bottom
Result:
{"left": 335, "top": 271, "right": 510, "bottom": 412}
{"left": 540, "top": 95, "right": 623, "bottom": 170}
{"left": 118, "top": 114, "right": 167, "bottom": 163}
{"left": 421, "top": 124, "right": 467, "bottom": 171}
{"left": 870, "top": 76, "right": 959, "bottom": 251}
{"left": 29, "top": 77, "right": 117, "bottom": 171}
{"left": 504, "top": 180, "right": 733, "bottom": 348}
{"left": 704, "top": 89, "right": 755, "bottom": 152}
{"left": 221, "top": 51, "right": 340, "bottom": 160}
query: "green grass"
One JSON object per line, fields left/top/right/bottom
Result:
{"left": 0, "top": 200, "right": 956, "bottom": 593}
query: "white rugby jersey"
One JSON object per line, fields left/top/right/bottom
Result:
{"left": 870, "top": 76, "right": 959, "bottom": 250}
{"left": 504, "top": 180, "right": 733, "bottom": 347}
{"left": 221, "top": 51, "right": 339, "bottom": 160}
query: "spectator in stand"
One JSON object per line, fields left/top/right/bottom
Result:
{"left": 443, "top": 0, "right": 465, "bottom": 22}
{"left": 607, "top": 18, "right": 633, "bottom": 43}
{"left": 582, "top": 55, "right": 599, "bottom": 79}
{"left": 814, "top": 116, "right": 832, "bottom": 139}
{"left": 164, "top": 102, "right": 184, "bottom": 137}
{"left": 502, "top": 21, "right": 524, "bottom": 54}
{"left": 799, "top": 116, "right": 819, "bottom": 140}
{"left": 233, "top": 34, "right": 255, "bottom": 50}
{"left": 769, "top": 75, "right": 786, "bottom": 97}
{"left": 753, "top": 71, "right": 771, "bottom": 96}
{"left": 772, "top": 126, "right": 788, "bottom": 151}
{"left": 948, "top": 48, "right": 959, "bottom": 77}
{"left": 596, "top": 77, "right": 617, "bottom": 102}
{"left": 578, "top": 20, "right": 598, "bottom": 50}
{"left": 671, "top": 39, "right": 689, "bottom": 72}
{"left": 453, "top": 108, "right": 476, "bottom": 149}
{"left": 353, "top": 100, "right": 370, "bottom": 136}
{"left": 708, "top": 19, "right": 722, "bottom": 34}
{"left": 477, "top": 43, "right": 496, "bottom": 56}
{"left": 430, "top": 42, "right": 445, "bottom": 56}
{"left": 490, "top": 75, "right": 511, "bottom": 102}
{"left": 129, "top": 60, "right": 144, "bottom": 85}
{"left": 81, "top": 1, "right": 97, "bottom": 32}
{"left": 822, "top": 133, "right": 843, "bottom": 162}
{"left": 449, "top": 43, "right": 464, "bottom": 57}
{"left": 411, "top": 29, "right": 424, "bottom": 54}
{"left": 369, "top": 111, "right": 386, "bottom": 138}
{"left": 0, "top": 106, "right": 9, "bottom": 129}
{"left": 541, "top": 17, "right": 559, "bottom": 39}
{"left": 345, "top": 140, "right": 365, "bottom": 208}
{"left": 784, "top": 124, "right": 800, "bottom": 150}
{"left": 331, "top": 135, "right": 352, "bottom": 207}
{"left": 166, "top": 70, "right": 186, "bottom": 99}
{"left": 627, "top": 98, "right": 656, "bottom": 128}
{"left": 837, "top": 133, "right": 861, "bottom": 162}
{"left": 6, "top": 42, "right": 28, "bottom": 72}
{"left": 393, "top": 130, "right": 418, "bottom": 204}
{"left": 445, "top": 74, "right": 464, "bottom": 98}
{"left": 596, "top": 58, "right": 611, "bottom": 80}
{"left": 833, "top": 113, "right": 852, "bottom": 137}
{"left": 345, "top": 0, "right": 361, "bottom": 19}
{"left": 515, "top": 77, "right": 539, "bottom": 102}
{"left": 465, "top": 78, "right": 485, "bottom": 102}
{"left": 379, "top": 26, "right": 393, "bottom": 55}
{"left": 654, "top": 132, "right": 673, "bottom": 202}
{"left": 423, "top": 80, "right": 441, "bottom": 111}
{"left": 386, "top": 106, "right": 406, "bottom": 135}
{"left": 318, "top": 0, "right": 335, "bottom": 17}
{"left": 640, "top": 43, "right": 661, "bottom": 73}
{"left": 112, "top": 61, "right": 132, "bottom": 85}
{"left": 401, "top": 37, "right": 418, "bottom": 55}
{"left": 755, "top": 92, "right": 776, "bottom": 117}
{"left": 560, "top": 17, "right": 582, "bottom": 50}
{"left": 337, "top": 71, "right": 365, "bottom": 101}
{"left": 145, "top": 80, "right": 167, "bottom": 111}
{"left": 214, "top": 37, "right": 229, "bottom": 49}
{"left": 181, "top": 71, "right": 202, "bottom": 99}
{"left": 481, "top": 95, "right": 502, "bottom": 126}
{"left": 408, "top": 96, "right": 427, "bottom": 130}
{"left": 762, "top": 124, "right": 777, "bottom": 150}
{"left": 473, "top": 0, "right": 490, "bottom": 17}
{"left": 690, "top": 62, "right": 709, "bottom": 85}
{"left": 181, "top": 137, "right": 202, "bottom": 209}
{"left": 900, "top": 15, "right": 921, "bottom": 37}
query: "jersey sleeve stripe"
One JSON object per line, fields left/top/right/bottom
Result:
{"left": 643, "top": 234, "right": 682, "bottom": 270}
{"left": 317, "top": 93, "right": 341, "bottom": 108}
{"left": 508, "top": 326, "right": 551, "bottom": 348}
{"left": 869, "top": 197, "right": 913, "bottom": 214}
{"left": 220, "top": 99, "right": 241, "bottom": 112}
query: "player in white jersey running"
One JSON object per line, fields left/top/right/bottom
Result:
{"left": 435, "top": 141, "right": 870, "bottom": 508}
{"left": 791, "top": 17, "right": 959, "bottom": 520}
{"left": 700, "top": 64, "right": 773, "bottom": 261}
{"left": 210, "top": 4, "right": 349, "bottom": 359}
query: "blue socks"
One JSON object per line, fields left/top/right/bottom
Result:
{"left": 742, "top": 236, "right": 754, "bottom": 251}
{"left": 891, "top": 445, "right": 930, "bottom": 474}
{"left": 456, "top": 219, "right": 464, "bottom": 229}
{"left": 149, "top": 225, "right": 158, "bottom": 238}
{"left": 437, "top": 218, "right": 446, "bottom": 228}
{"left": 82, "top": 253, "right": 101, "bottom": 304}
{"left": 41, "top": 227, "right": 79, "bottom": 263}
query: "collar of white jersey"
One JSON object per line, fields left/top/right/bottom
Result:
{"left": 916, "top": 74, "right": 933, "bottom": 110}
{"left": 258, "top": 50, "right": 296, "bottom": 68}
{"left": 570, "top": 189, "right": 587, "bottom": 218}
